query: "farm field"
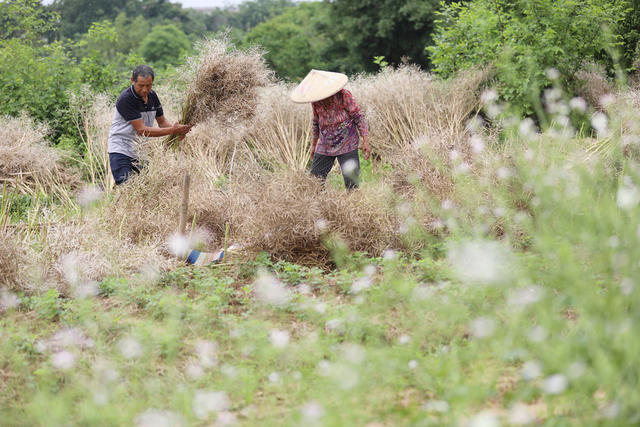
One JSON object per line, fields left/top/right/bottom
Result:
{"left": 2, "top": 1, "right": 640, "bottom": 425}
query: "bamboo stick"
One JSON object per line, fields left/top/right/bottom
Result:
{"left": 178, "top": 174, "right": 191, "bottom": 235}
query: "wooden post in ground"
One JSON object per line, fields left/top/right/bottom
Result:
{"left": 178, "top": 174, "right": 190, "bottom": 235}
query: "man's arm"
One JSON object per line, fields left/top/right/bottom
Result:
{"left": 156, "top": 115, "right": 172, "bottom": 129}
{"left": 130, "top": 118, "right": 190, "bottom": 137}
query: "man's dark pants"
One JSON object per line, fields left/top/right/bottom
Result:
{"left": 310, "top": 148, "right": 360, "bottom": 190}
{"left": 109, "top": 153, "right": 142, "bottom": 185}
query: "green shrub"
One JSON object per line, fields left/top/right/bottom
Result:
{"left": 139, "top": 24, "right": 191, "bottom": 70}
{"left": 428, "top": 0, "right": 629, "bottom": 114}
{"left": 0, "top": 39, "right": 80, "bottom": 145}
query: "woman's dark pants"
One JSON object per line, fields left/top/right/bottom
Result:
{"left": 310, "top": 149, "right": 360, "bottom": 190}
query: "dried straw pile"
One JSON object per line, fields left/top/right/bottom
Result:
{"left": 575, "top": 64, "right": 615, "bottom": 110}
{"left": 176, "top": 37, "right": 272, "bottom": 127}
{"left": 104, "top": 145, "right": 211, "bottom": 244}
{"left": 102, "top": 146, "right": 405, "bottom": 266}
{"left": 31, "top": 218, "right": 174, "bottom": 296}
{"left": 162, "top": 36, "right": 273, "bottom": 170}
{"left": 225, "top": 171, "right": 402, "bottom": 265}
{"left": 0, "top": 230, "right": 27, "bottom": 290}
{"left": 0, "top": 216, "right": 174, "bottom": 296}
{"left": 0, "top": 115, "right": 81, "bottom": 193}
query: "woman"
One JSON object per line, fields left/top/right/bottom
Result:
{"left": 291, "top": 70, "right": 371, "bottom": 190}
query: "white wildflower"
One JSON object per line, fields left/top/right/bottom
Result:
{"left": 195, "top": 340, "right": 218, "bottom": 368}
{"left": 469, "top": 135, "right": 485, "bottom": 154}
{"left": 507, "top": 286, "right": 544, "bottom": 308}
{"left": 325, "top": 318, "right": 345, "bottom": 335}
{"left": 254, "top": 269, "right": 290, "bottom": 306}
{"left": 167, "top": 233, "right": 190, "bottom": 258}
{"left": 481, "top": 89, "right": 498, "bottom": 104}
{"left": 543, "top": 374, "right": 568, "bottom": 395}
{"left": 567, "top": 361, "right": 586, "bottom": 379}
{"left": 269, "top": 329, "right": 290, "bottom": 349}
{"left": 341, "top": 159, "right": 358, "bottom": 177}
{"left": 508, "top": 403, "right": 534, "bottom": 425}
{"left": 77, "top": 185, "right": 103, "bottom": 208}
{"left": 0, "top": 288, "right": 20, "bottom": 311}
{"left": 340, "top": 343, "right": 366, "bottom": 364}
{"left": 620, "top": 278, "right": 635, "bottom": 295}
{"left": 185, "top": 363, "right": 204, "bottom": 381}
{"left": 60, "top": 252, "right": 84, "bottom": 286}
{"left": 617, "top": 182, "right": 639, "bottom": 210}
{"left": 545, "top": 68, "right": 560, "bottom": 80}
{"left": 398, "top": 334, "right": 411, "bottom": 345}
{"left": 469, "top": 410, "right": 500, "bottom": 427}
{"left": 599, "top": 93, "right": 616, "bottom": 107}
{"left": 382, "top": 249, "right": 397, "bottom": 260}
{"left": 569, "top": 97, "right": 587, "bottom": 112}
{"left": 521, "top": 360, "right": 543, "bottom": 381}
{"left": 192, "top": 390, "right": 231, "bottom": 420}
{"left": 314, "top": 218, "right": 328, "bottom": 232}
{"left": 599, "top": 402, "right": 620, "bottom": 419}
{"left": 314, "top": 302, "right": 327, "bottom": 314}
{"left": 496, "top": 167, "right": 512, "bottom": 180}
{"left": 135, "top": 410, "right": 183, "bottom": 427}
{"left": 301, "top": 401, "right": 325, "bottom": 423}
{"left": 519, "top": 118, "right": 536, "bottom": 138}
{"left": 118, "top": 337, "right": 143, "bottom": 359}
{"left": 422, "top": 400, "right": 449, "bottom": 413}
{"left": 215, "top": 411, "right": 237, "bottom": 426}
{"left": 51, "top": 350, "right": 76, "bottom": 371}
{"left": 350, "top": 276, "right": 372, "bottom": 294}
{"left": 527, "top": 326, "right": 547, "bottom": 343}
{"left": 448, "top": 240, "right": 514, "bottom": 285}
{"left": 591, "top": 112, "right": 609, "bottom": 137}
{"left": 268, "top": 372, "right": 280, "bottom": 383}
{"left": 470, "top": 317, "right": 496, "bottom": 339}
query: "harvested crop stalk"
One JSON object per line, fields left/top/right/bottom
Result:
{"left": 164, "top": 36, "right": 271, "bottom": 149}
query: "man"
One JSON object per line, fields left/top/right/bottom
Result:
{"left": 107, "top": 65, "right": 191, "bottom": 185}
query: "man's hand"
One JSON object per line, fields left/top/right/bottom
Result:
{"left": 360, "top": 137, "right": 371, "bottom": 160}
{"left": 171, "top": 122, "right": 191, "bottom": 136}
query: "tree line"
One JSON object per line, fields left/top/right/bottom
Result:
{"left": 1, "top": 0, "right": 639, "bottom": 147}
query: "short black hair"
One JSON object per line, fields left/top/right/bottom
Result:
{"left": 132, "top": 65, "right": 154, "bottom": 82}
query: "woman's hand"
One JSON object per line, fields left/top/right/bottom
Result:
{"left": 360, "top": 137, "right": 371, "bottom": 160}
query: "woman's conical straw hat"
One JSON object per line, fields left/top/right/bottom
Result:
{"left": 290, "top": 69, "right": 348, "bottom": 103}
